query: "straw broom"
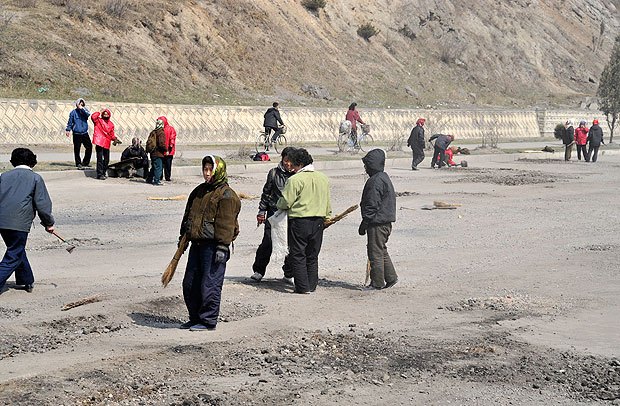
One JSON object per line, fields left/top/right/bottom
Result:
{"left": 324, "top": 204, "right": 359, "bottom": 228}
{"left": 161, "top": 234, "right": 189, "bottom": 287}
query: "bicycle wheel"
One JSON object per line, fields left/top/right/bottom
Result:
{"left": 255, "top": 133, "right": 267, "bottom": 153}
{"left": 337, "top": 133, "right": 349, "bottom": 152}
{"left": 274, "top": 135, "right": 287, "bottom": 153}
{"left": 358, "top": 134, "right": 374, "bottom": 152}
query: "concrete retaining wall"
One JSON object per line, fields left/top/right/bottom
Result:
{"left": 0, "top": 98, "right": 605, "bottom": 145}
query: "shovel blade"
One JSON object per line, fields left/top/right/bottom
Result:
{"left": 66, "top": 245, "right": 76, "bottom": 254}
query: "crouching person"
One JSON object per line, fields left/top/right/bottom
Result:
{"left": 179, "top": 156, "right": 241, "bottom": 331}
{"left": 359, "top": 149, "right": 398, "bottom": 290}
{"left": 0, "top": 148, "right": 55, "bottom": 293}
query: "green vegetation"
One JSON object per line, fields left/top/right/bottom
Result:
{"left": 357, "top": 22, "right": 380, "bottom": 41}
{"left": 301, "top": 0, "right": 326, "bottom": 12}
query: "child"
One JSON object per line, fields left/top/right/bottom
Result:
{"left": 358, "top": 149, "right": 398, "bottom": 290}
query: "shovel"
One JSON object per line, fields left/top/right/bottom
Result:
{"left": 52, "top": 231, "right": 76, "bottom": 253}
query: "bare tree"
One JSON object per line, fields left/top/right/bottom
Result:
{"left": 597, "top": 34, "right": 620, "bottom": 143}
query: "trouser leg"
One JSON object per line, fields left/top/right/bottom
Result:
{"left": 152, "top": 157, "right": 163, "bottom": 183}
{"left": 288, "top": 218, "right": 310, "bottom": 293}
{"left": 72, "top": 133, "right": 82, "bottom": 166}
{"left": 591, "top": 146, "right": 599, "bottom": 162}
{"left": 0, "top": 230, "right": 32, "bottom": 290}
{"left": 252, "top": 219, "right": 273, "bottom": 276}
{"left": 564, "top": 144, "right": 572, "bottom": 161}
{"left": 431, "top": 146, "right": 441, "bottom": 167}
{"left": 163, "top": 156, "right": 173, "bottom": 181}
{"left": 95, "top": 146, "right": 105, "bottom": 178}
{"left": 412, "top": 148, "right": 424, "bottom": 168}
{"left": 438, "top": 149, "right": 447, "bottom": 167}
{"left": 182, "top": 243, "right": 203, "bottom": 323}
{"left": 304, "top": 218, "right": 324, "bottom": 292}
{"left": 82, "top": 134, "right": 92, "bottom": 166}
{"left": 198, "top": 243, "right": 226, "bottom": 327}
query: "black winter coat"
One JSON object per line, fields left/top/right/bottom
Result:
{"left": 263, "top": 107, "right": 284, "bottom": 129}
{"left": 563, "top": 126, "right": 575, "bottom": 145}
{"left": 258, "top": 162, "right": 292, "bottom": 213}
{"left": 587, "top": 124, "right": 604, "bottom": 146}
{"left": 429, "top": 134, "right": 452, "bottom": 150}
{"left": 360, "top": 149, "right": 396, "bottom": 226}
{"left": 407, "top": 125, "right": 425, "bottom": 150}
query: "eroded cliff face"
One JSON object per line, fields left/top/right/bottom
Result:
{"left": 0, "top": 0, "right": 617, "bottom": 108}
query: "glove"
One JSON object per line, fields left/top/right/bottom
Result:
{"left": 214, "top": 249, "right": 228, "bottom": 264}
{"left": 358, "top": 222, "right": 367, "bottom": 236}
{"left": 257, "top": 211, "right": 267, "bottom": 225}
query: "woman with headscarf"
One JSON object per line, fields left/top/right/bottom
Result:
{"left": 146, "top": 118, "right": 167, "bottom": 185}
{"left": 178, "top": 156, "right": 241, "bottom": 331}
{"left": 407, "top": 118, "right": 426, "bottom": 170}
{"left": 91, "top": 108, "right": 119, "bottom": 180}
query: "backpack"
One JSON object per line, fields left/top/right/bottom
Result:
{"left": 145, "top": 132, "right": 156, "bottom": 154}
{"left": 253, "top": 152, "right": 270, "bottom": 161}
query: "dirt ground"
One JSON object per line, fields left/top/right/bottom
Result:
{"left": 0, "top": 149, "right": 619, "bottom": 405}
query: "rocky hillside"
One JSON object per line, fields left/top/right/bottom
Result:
{"left": 0, "top": 0, "right": 618, "bottom": 108}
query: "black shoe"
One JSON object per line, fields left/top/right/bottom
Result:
{"left": 189, "top": 323, "right": 216, "bottom": 331}
{"left": 384, "top": 278, "right": 399, "bottom": 289}
{"left": 77, "top": 164, "right": 84, "bottom": 170}
{"left": 24, "top": 284, "right": 33, "bottom": 293}
{"left": 179, "top": 321, "right": 196, "bottom": 329}
{"left": 411, "top": 166, "right": 418, "bottom": 171}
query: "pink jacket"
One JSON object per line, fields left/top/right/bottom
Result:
{"left": 158, "top": 116, "right": 177, "bottom": 156}
{"left": 574, "top": 126, "right": 589, "bottom": 145}
{"left": 91, "top": 109, "right": 117, "bottom": 149}
{"left": 345, "top": 109, "right": 364, "bottom": 130}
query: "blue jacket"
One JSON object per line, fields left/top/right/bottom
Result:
{"left": 0, "top": 167, "right": 54, "bottom": 232}
{"left": 66, "top": 99, "right": 91, "bottom": 134}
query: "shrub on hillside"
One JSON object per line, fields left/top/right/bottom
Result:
{"left": 16, "top": 0, "right": 37, "bottom": 8}
{"left": 553, "top": 123, "right": 565, "bottom": 140}
{"left": 357, "top": 22, "right": 380, "bottom": 41}
{"left": 301, "top": 0, "right": 326, "bottom": 12}
{"left": 104, "top": 0, "right": 129, "bottom": 19}
{"left": 66, "top": 0, "right": 86, "bottom": 21}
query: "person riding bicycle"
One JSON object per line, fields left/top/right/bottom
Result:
{"left": 263, "top": 102, "right": 285, "bottom": 144}
{"left": 345, "top": 102, "right": 365, "bottom": 146}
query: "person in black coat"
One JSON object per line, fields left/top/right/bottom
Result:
{"left": 263, "top": 102, "right": 285, "bottom": 143}
{"left": 358, "top": 149, "right": 398, "bottom": 290}
{"left": 429, "top": 134, "right": 454, "bottom": 168}
{"left": 250, "top": 147, "right": 296, "bottom": 282}
{"left": 407, "top": 118, "right": 426, "bottom": 170}
{"left": 587, "top": 119, "right": 605, "bottom": 163}
{"left": 562, "top": 121, "right": 575, "bottom": 161}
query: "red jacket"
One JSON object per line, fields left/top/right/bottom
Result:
{"left": 158, "top": 116, "right": 177, "bottom": 156}
{"left": 91, "top": 109, "right": 117, "bottom": 149}
{"left": 345, "top": 109, "right": 364, "bottom": 130}
{"left": 574, "top": 126, "right": 589, "bottom": 145}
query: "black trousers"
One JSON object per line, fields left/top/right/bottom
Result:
{"left": 265, "top": 126, "right": 283, "bottom": 142}
{"left": 72, "top": 132, "right": 92, "bottom": 167}
{"left": 576, "top": 145, "right": 588, "bottom": 161}
{"left": 431, "top": 146, "right": 446, "bottom": 168}
{"left": 163, "top": 155, "right": 174, "bottom": 181}
{"left": 587, "top": 145, "right": 600, "bottom": 162}
{"left": 288, "top": 217, "right": 324, "bottom": 293}
{"left": 411, "top": 146, "right": 424, "bottom": 169}
{"left": 95, "top": 145, "right": 110, "bottom": 178}
{"left": 252, "top": 211, "right": 292, "bottom": 277}
{"left": 183, "top": 241, "right": 227, "bottom": 327}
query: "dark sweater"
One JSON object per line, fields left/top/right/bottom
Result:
{"left": 0, "top": 167, "right": 54, "bottom": 232}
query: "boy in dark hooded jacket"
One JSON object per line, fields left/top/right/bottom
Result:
{"left": 359, "top": 149, "right": 398, "bottom": 290}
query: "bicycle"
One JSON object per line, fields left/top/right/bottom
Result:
{"left": 337, "top": 123, "right": 373, "bottom": 152}
{"left": 256, "top": 125, "right": 288, "bottom": 153}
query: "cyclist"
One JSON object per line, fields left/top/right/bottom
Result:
{"left": 345, "top": 102, "right": 365, "bottom": 146}
{"left": 263, "top": 102, "right": 285, "bottom": 145}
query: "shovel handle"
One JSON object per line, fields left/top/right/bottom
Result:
{"left": 52, "top": 231, "right": 66, "bottom": 243}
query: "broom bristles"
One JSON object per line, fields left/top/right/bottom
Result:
{"left": 324, "top": 204, "right": 359, "bottom": 228}
{"left": 162, "top": 234, "right": 189, "bottom": 287}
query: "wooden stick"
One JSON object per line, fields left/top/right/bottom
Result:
{"left": 324, "top": 204, "right": 359, "bottom": 228}
{"left": 61, "top": 295, "right": 101, "bottom": 311}
{"left": 147, "top": 195, "right": 187, "bottom": 201}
